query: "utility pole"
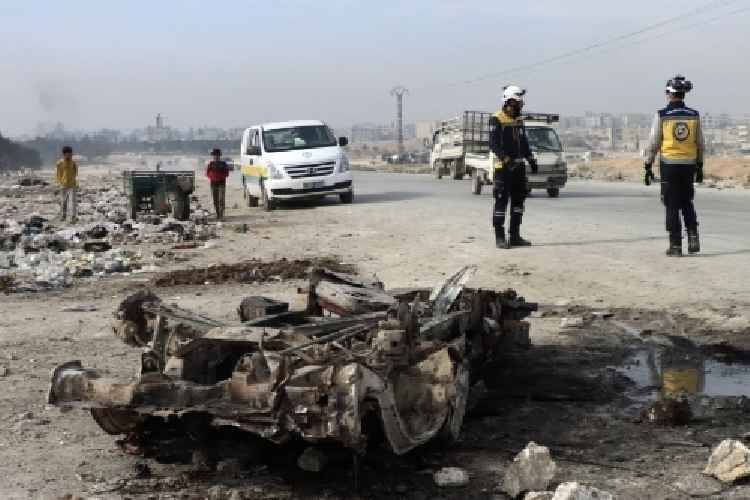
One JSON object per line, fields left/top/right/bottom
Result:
{"left": 391, "top": 86, "right": 408, "bottom": 163}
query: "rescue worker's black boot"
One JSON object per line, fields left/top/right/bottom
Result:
{"left": 510, "top": 234, "right": 532, "bottom": 247}
{"left": 666, "top": 234, "right": 682, "bottom": 257}
{"left": 495, "top": 230, "right": 510, "bottom": 249}
{"left": 687, "top": 229, "right": 700, "bottom": 254}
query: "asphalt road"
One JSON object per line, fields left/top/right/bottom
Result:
{"left": 345, "top": 172, "right": 750, "bottom": 310}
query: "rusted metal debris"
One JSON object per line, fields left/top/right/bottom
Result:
{"left": 147, "top": 258, "right": 355, "bottom": 287}
{"left": 48, "top": 265, "right": 537, "bottom": 456}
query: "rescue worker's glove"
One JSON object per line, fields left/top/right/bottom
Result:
{"left": 643, "top": 163, "right": 655, "bottom": 186}
{"left": 696, "top": 162, "right": 704, "bottom": 183}
{"left": 527, "top": 157, "right": 539, "bottom": 174}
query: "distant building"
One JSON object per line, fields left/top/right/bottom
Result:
{"left": 415, "top": 121, "right": 437, "bottom": 140}
{"left": 145, "top": 113, "right": 173, "bottom": 141}
{"left": 621, "top": 113, "right": 652, "bottom": 127}
{"left": 585, "top": 115, "right": 602, "bottom": 128}
{"left": 606, "top": 126, "right": 642, "bottom": 150}
{"left": 351, "top": 123, "right": 395, "bottom": 142}
{"left": 703, "top": 113, "right": 730, "bottom": 129}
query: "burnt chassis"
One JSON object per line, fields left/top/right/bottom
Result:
{"left": 47, "top": 267, "right": 536, "bottom": 455}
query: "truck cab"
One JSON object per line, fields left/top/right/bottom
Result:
{"left": 429, "top": 117, "right": 471, "bottom": 180}
{"left": 523, "top": 116, "right": 567, "bottom": 197}
{"left": 240, "top": 120, "right": 353, "bottom": 211}
{"left": 462, "top": 111, "right": 567, "bottom": 197}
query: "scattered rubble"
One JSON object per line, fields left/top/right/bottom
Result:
{"left": 551, "top": 482, "right": 615, "bottom": 499}
{"left": 148, "top": 258, "right": 355, "bottom": 287}
{"left": 560, "top": 317, "right": 584, "bottom": 328}
{"left": 0, "top": 175, "right": 223, "bottom": 292}
{"left": 297, "top": 447, "right": 328, "bottom": 472}
{"left": 525, "top": 492, "right": 554, "bottom": 500}
{"left": 47, "top": 265, "right": 537, "bottom": 458}
{"left": 704, "top": 439, "right": 750, "bottom": 483}
{"left": 434, "top": 467, "right": 470, "bottom": 487}
{"left": 501, "top": 442, "right": 557, "bottom": 498}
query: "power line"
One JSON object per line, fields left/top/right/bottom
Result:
{"left": 411, "top": 0, "right": 741, "bottom": 95}
{"left": 413, "top": 3, "right": 750, "bottom": 98}
{"left": 341, "top": 96, "right": 392, "bottom": 124}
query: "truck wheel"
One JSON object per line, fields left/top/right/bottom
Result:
{"left": 471, "top": 172, "right": 482, "bottom": 195}
{"left": 261, "top": 183, "right": 277, "bottom": 211}
{"left": 434, "top": 161, "right": 443, "bottom": 179}
{"left": 127, "top": 196, "right": 138, "bottom": 220}
{"left": 339, "top": 191, "right": 354, "bottom": 204}
{"left": 547, "top": 188, "right": 560, "bottom": 198}
{"left": 452, "top": 161, "right": 464, "bottom": 180}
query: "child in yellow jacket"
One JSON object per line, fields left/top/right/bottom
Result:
{"left": 56, "top": 146, "right": 78, "bottom": 222}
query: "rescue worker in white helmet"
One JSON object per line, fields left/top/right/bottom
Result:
{"left": 644, "top": 75, "right": 704, "bottom": 256}
{"left": 488, "top": 85, "right": 538, "bottom": 248}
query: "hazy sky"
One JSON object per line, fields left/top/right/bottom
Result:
{"left": 1, "top": 0, "right": 749, "bottom": 136}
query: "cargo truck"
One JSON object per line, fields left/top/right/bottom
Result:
{"left": 430, "top": 111, "right": 568, "bottom": 197}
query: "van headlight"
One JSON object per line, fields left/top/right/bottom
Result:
{"left": 339, "top": 155, "right": 350, "bottom": 173}
{"left": 266, "top": 161, "right": 284, "bottom": 180}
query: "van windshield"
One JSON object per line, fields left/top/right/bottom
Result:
{"left": 526, "top": 127, "right": 563, "bottom": 152}
{"left": 262, "top": 125, "right": 337, "bottom": 153}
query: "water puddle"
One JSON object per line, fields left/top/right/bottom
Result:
{"left": 617, "top": 348, "right": 750, "bottom": 398}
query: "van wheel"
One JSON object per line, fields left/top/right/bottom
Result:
{"left": 434, "top": 161, "right": 443, "bottom": 179}
{"left": 547, "top": 188, "right": 560, "bottom": 198}
{"left": 471, "top": 172, "right": 482, "bottom": 195}
{"left": 340, "top": 191, "right": 354, "bottom": 204}
{"left": 245, "top": 184, "right": 258, "bottom": 207}
{"left": 261, "top": 183, "right": 277, "bottom": 211}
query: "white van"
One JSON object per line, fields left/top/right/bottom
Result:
{"left": 240, "top": 120, "right": 353, "bottom": 210}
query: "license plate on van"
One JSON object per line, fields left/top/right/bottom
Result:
{"left": 304, "top": 181, "right": 324, "bottom": 189}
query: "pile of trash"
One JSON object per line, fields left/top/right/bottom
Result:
{"left": 48, "top": 265, "right": 537, "bottom": 458}
{"left": 0, "top": 177, "right": 222, "bottom": 292}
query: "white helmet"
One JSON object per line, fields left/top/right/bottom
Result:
{"left": 502, "top": 85, "right": 526, "bottom": 104}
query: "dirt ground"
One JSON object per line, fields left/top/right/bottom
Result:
{"left": 567, "top": 158, "right": 750, "bottom": 185}
{"left": 2, "top": 167, "right": 750, "bottom": 499}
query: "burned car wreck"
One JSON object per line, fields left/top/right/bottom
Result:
{"left": 48, "top": 266, "right": 536, "bottom": 456}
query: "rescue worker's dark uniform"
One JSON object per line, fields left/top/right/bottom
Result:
{"left": 489, "top": 110, "right": 536, "bottom": 247}
{"left": 645, "top": 100, "right": 704, "bottom": 255}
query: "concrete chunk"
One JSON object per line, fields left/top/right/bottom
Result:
{"left": 552, "top": 482, "right": 615, "bottom": 499}
{"left": 434, "top": 467, "right": 470, "bottom": 487}
{"left": 704, "top": 439, "right": 750, "bottom": 483}
{"left": 525, "top": 493, "right": 554, "bottom": 500}
{"left": 501, "top": 442, "right": 557, "bottom": 498}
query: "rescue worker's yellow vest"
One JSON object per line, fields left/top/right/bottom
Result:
{"left": 492, "top": 110, "right": 525, "bottom": 170}
{"left": 657, "top": 106, "right": 701, "bottom": 163}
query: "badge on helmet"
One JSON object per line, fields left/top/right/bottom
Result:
{"left": 666, "top": 75, "right": 693, "bottom": 94}
{"left": 502, "top": 85, "right": 526, "bottom": 104}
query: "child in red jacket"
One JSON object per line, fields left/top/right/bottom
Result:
{"left": 206, "top": 148, "right": 230, "bottom": 220}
